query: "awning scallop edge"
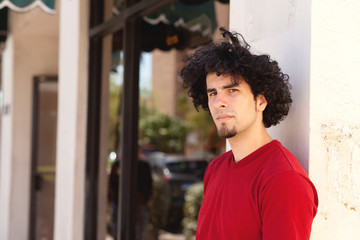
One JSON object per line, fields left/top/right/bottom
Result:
{"left": 0, "top": 0, "right": 55, "bottom": 14}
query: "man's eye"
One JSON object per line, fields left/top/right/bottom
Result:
{"left": 209, "top": 92, "right": 217, "bottom": 96}
{"left": 229, "top": 89, "right": 238, "bottom": 93}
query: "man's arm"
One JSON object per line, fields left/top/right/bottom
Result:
{"left": 260, "top": 171, "right": 318, "bottom": 240}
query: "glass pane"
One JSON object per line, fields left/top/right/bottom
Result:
{"left": 140, "top": 1, "right": 230, "bottom": 238}
{"left": 106, "top": 35, "right": 124, "bottom": 240}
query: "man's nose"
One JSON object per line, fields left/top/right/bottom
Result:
{"left": 213, "top": 93, "right": 227, "bottom": 109}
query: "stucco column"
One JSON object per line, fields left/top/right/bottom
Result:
{"left": 230, "top": 0, "right": 360, "bottom": 239}
{"left": 53, "top": 0, "right": 89, "bottom": 239}
{"left": 0, "top": 34, "right": 14, "bottom": 240}
{"left": 309, "top": 0, "right": 360, "bottom": 239}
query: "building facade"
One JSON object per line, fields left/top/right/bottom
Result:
{"left": 0, "top": 0, "right": 360, "bottom": 239}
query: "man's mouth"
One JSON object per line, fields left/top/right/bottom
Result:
{"left": 216, "top": 114, "right": 233, "bottom": 122}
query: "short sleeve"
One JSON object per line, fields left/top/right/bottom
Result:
{"left": 260, "top": 171, "right": 318, "bottom": 240}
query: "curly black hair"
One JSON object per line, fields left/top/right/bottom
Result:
{"left": 180, "top": 28, "right": 292, "bottom": 128}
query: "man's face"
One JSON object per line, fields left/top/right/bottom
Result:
{"left": 206, "top": 73, "right": 265, "bottom": 139}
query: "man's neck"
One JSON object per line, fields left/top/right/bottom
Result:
{"left": 228, "top": 127, "right": 272, "bottom": 163}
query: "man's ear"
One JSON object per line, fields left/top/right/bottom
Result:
{"left": 256, "top": 94, "right": 267, "bottom": 112}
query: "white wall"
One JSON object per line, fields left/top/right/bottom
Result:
{"left": 230, "top": 0, "right": 311, "bottom": 171}
{"left": 230, "top": 0, "right": 360, "bottom": 239}
{"left": 309, "top": 0, "right": 360, "bottom": 239}
{"left": 0, "top": 6, "right": 59, "bottom": 239}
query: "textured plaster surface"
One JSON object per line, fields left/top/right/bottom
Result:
{"left": 310, "top": 0, "right": 360, "bottom": 239}
{"left": 322, "top": 123, "right": 360, "bottom": 213}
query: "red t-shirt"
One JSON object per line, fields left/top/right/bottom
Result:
{"left": 196, "top": 140, "right": 318, "bottom": 240}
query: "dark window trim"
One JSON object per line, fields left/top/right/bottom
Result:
{"left": 85, "top": 0, "right": 104, "bottom": 239}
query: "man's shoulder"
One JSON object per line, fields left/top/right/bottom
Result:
{"left": 203, "top": 151, "right": 233, "bottom": 190}
{"left": 210, "top": 150, "right": 233, "bottom": 164}
{"left": 206, "top": 150, "right": 233, "bottom": 171}
{"left": 262, "top": 141, "right": 308, "bottom": 177}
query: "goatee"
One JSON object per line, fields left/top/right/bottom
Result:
{"left": 217, "top": 125, "right": 237, "bottom": 139}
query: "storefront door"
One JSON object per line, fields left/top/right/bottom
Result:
{"left": 30, "top": 76, "right": 58, "bottom": 240}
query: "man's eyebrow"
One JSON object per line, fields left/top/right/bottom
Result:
{"left": 223, "top": 82, "right": 239, "bottom": 89}
{"left": 206, "top": 83, "right": 240, "bottom": 93}
{"left": 206, "top": 88, "right": 216, "bottom": 93}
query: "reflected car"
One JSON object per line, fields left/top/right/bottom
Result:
{"left": 148, "top": 152, "right": 211, "bottom": 233}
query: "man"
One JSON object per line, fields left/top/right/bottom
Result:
{"left": 108, "top": 144, "right": 152, "bottom": 240}
{"left": 180, "top": 28, "right": 318, "bottom": 239}
{"left": 136, "top": 144, "right": 152, "bottom": 240}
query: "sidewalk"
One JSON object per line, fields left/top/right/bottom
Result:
{"left": 158, "top": 230, "right": 185, "bottom": 240}
{"left": 106, "top": 230, "right": 185, "bottom": 240}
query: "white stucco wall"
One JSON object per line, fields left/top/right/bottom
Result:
{"left": 0, "top": 6, "right": 59, "bottom": 240}
{"left": 230, "top": 0, "right": 360, "bottom": 239}
{"left": 309, "top": 0, "right": 360, "bottom": 239}
{"left": 230, "top": 0, "right": 311, "bottom": 171}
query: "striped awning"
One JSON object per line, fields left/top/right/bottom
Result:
{"left": 0, "top": 0, "right": 55, "bottom": 14}
{"left": 0, "top": 0, "right": 55, "bottom": 43}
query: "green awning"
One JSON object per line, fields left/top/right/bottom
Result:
{"left": 113, "top": 0, "right": 219, "bottom": 52}
{"left": 0, "top": 0, "right": 55, "bottom": 43}
{"left": 0, "top": 0, "right": 55, "bottom": 14}
{"left": 142, "top": 0, "right": 217, "bottom": 51}
{"left": 144, "top": 0, "right": 217, "bottom": 38}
